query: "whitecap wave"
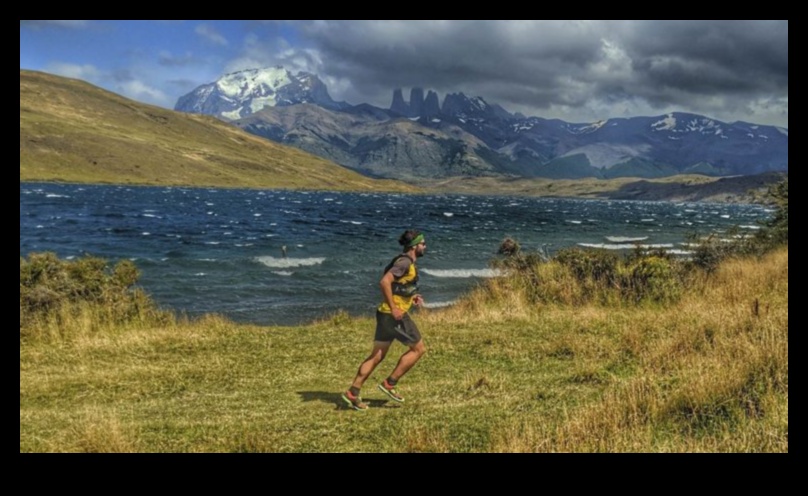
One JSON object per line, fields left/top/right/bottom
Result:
{"left": 422, "top": 268, "right": 504, "bottom": 278}
{"left": 256, "top": 256, "right": 325, "bottom": 268}
{"left": 578, "top": 243, "right": 674, "bottom": 250}
{"left": 423, "top": 300, "right": 457, "bottom": 309}
{"left": 665, "top": 249, "right": 694, "bottom": 256}
{"left": 605, "top": 236, "right": 648, "bottom": 243}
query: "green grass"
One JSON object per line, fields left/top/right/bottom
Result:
{"left": 20, "top": 248, "right": 788, "bottom": 452}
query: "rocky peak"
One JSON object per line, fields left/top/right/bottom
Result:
{"left": 423, "top": 90, "right": 441, "bottom": 118}
{"left": 409, "top": 88, "right": 424, "bottom": 117}
{"left": 390, "top": 88, "right": 409, "bottom": 116}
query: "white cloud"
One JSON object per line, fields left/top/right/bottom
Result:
{"left": 118, "top": 80, "right": 170, "bottom": 106}
{"left": 195, "top": 23, "right": 228, "bottom": 46}
{"left": 44, "top": 62, "right": 101, "bottom": 81}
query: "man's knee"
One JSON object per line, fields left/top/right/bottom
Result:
{"left": 368, "top": 345, "right": 389, "bottom": 363}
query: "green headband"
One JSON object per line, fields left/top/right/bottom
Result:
{"left": 407, "top": 234, "right": 425, "bottom": 247}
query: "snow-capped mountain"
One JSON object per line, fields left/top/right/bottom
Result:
{"left": 173, "top": 69, "right": 788, "bottom": 181}
{"left": 174, "top": 66, "right": 348, "bottom": 120}
{"left": 426, "top": 106, "right": 788, "bottom": 178}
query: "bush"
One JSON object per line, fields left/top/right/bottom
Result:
{"left": 622, "top": 255, "right": 682, "bottom": 304}
{"left": 497, "top": 237, "right": 521, "bottom": 257}
{"left": 20, "top": 252, "right": 169, "bottom": 337}
{"left": 490, "top": 243, "right": 684, "bottom": 307}
{"left": 554, "top": 247, "right": 620, "bottom": 286}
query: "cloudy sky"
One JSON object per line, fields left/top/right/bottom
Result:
{"left": 20, "top": 20, "right": 788, "bottom": 128}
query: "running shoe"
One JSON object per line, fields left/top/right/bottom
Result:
{"left": 341, "top": 390, "right": 368, "bottom": 411}
{"left": 378, "top": 379, "right": 405, "bottom": 403}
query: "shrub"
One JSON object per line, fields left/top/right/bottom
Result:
{"left": 622, "top": 255, "right": 682, "bottom": 304}
{"left": 490, "top": 242, "right": 684, "bottom": 307}
{"left": 497, "top": 237, "right": 521, "bottom": 257}
{"left": 554, "top": 247, "right": 619, "bottom": 286}
{"left": 20, "top": 252, "right": 169, "bottom": 338}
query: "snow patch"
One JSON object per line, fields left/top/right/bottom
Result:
{"left": 221, "top": 109, "right": 243, "bottom": 120}
{"left": 651, "top": 114, "right": 677, "bottom": 131}
{"left": 561, "top": 143, "right": 651, "bottom": 169}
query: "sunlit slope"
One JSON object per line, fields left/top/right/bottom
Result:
{"left": 19, "top": 70, "right": 416, "bottom": 193}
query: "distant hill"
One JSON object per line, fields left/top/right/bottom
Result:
{"left": 417, "top": 172, "right": 787, "bottom": 204}
{"left": 19, "top": 70, "right": 416, "bottom": 193}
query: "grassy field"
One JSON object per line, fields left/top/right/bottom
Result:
{"left": 20, "top": 247, "right": 788, "bottom": 452}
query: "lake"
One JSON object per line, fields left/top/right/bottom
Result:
{"left": 20, "top": 182, "right": 772, "bottom": 326}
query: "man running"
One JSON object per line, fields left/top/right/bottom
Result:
{"left": 342, "top": 229, "right": 427, "bottom": 410}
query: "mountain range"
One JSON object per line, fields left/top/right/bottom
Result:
{"left": 20, "top": 69, "right": 786, "bottom": 203}
{"left": 174, "top": 66, "right": 789, "bottom": 181}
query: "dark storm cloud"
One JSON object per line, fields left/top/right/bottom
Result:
{"left": 298, "top": 20, "right": 604, "bottom": 97}
{"left": 281, "top": 20, "right": 787, "bottom": 125}
{"left": 620, "top": 21, "right": 788, "bottom": 100}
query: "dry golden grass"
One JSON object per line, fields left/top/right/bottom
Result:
{"left": 480, "top": 249, "right": 788, "bottom": 452}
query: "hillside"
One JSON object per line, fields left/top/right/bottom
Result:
{"left": 19, "top": 70, "right": 416, "bottom": 193}
{"left": 236, "top": 103, "right": 496, "bottom": 180}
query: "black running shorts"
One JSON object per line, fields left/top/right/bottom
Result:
{"left": 375, "top": 311, "right": 422, "bottom": 345}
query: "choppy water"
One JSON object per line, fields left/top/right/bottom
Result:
{"left": 20, "top": 182, "right": 772, "bottom": 326}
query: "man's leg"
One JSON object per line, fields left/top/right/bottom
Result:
{"left": 388, "top": 339, "right": 426, "bottom": 382}
{"left": 351, "top": 341, "right": 391, "bottom": 389}
{"left": 377, "top": 340, "right": 426, "bottom": 403}
{"left": 343, "top": 341, "right": 392, "bottom": 410}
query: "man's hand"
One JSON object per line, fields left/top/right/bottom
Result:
{"left": 413, "top": 294, "right": 424, "bottom": 308}
{"left": 391, "top": 306, "right": 404, "bottom": 320}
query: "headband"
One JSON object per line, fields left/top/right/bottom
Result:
{"left": 407, "top": 233, "right": 425, "bottom": 247}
